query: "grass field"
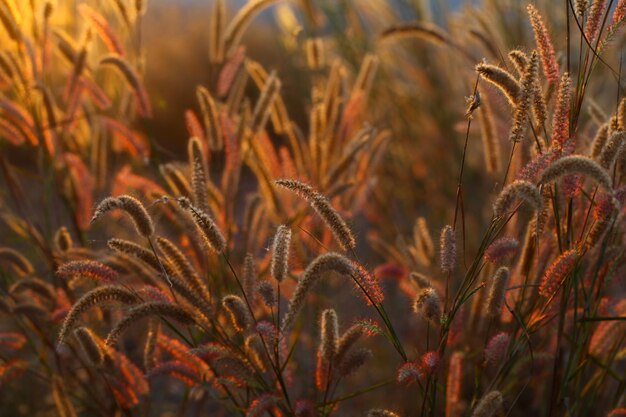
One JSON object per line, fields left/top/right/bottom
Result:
{"left": 0, "top": 0, "right": 625, "bottom": 416}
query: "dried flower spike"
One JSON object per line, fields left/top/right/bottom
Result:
{"left": 484, "top": 332, "right": 510, "bottom": 366}
{"left": 493, "top": 180, "right": 542, "bottom": 216}
{"left": 598, "top": 131, "right": 625, "bottom": 170}
{"left": 188, "top": 136, "right": 210, "bottom": 213}
{"left": 177, "top": 196, "right": 227, "bottom": 253}
{"left": 320, "top": 309, "right": 339, "bottom": 363}
{"left": 440, "top": 225, "right": 456, "bottom": 274}
{"left": 276, "top": 179, "right": 356, "bottom": 250}
{"left": 222, "top": 295, "right": 252, "bottom": 332}
{"left": 58, "top": 286, "right": 138, "bottom": 344}
{"left": 527, "top": 5, "right": 559, "bottom": 83}
{"left": 446, "top": 352, "right": 463, "bottom": 417}
{"left": 471, "top": 390, "right": 503, "bottom": 417}
{"left": 397, "top": 361, "right": 422, "bottom": 385}
{"left": 280, "top": 252, "right": 354, "bottom": 333}
{"left": 414, "top": 287, "right": 442, "bottom": 325}
{"left": 484, "top": 237, "right": 519, "bottom": 263}
{"left": 337, "top": 346, "right": 372, "bottom": 376}
{"left": 486, "top": 266, "right": 510, "bottom": 318}
{"left": 551, "top": 73, "right": 571, "bottom": 147}
{"left": 91, "top": 195, "right": 154, "bottom": 238}
{"left": 270, "top": 225, "right": 291, "bottom": 282}
{"left": 540, "top": 155, "right": 612, "bottom": 189}
{"left": 106, "top": 302, "right": 197, "bottom": 346}
{"left": 509, "top": 51, "right": 538, "bottom": 142}
{"left": 257, "top": 281, "right": 277, "bottom": 307}
{"left": 539, "top": 249, "right": 578, "bottom": 297}
{"left": 476, "top": 62, "right": 520, "bottom": 107}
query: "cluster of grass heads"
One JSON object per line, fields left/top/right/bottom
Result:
{"left": 0, "top": 0, "right": 625, "bottom": 416}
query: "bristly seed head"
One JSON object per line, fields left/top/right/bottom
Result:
{"left": 91, "top": 195, "right": 154, "bottom": 238}
{"left": 493, "top": 180, "right": 542, "bottom": 216}
{"left": 486, "top": 266, "right": 510, "bottom": 318}
{"left": 440, "top": 225, "right": 456, "bottom": 274}
{"left": 540, "top": 155, "right": 612, "bottom": 189}
{"left": 471, "top": 390, "right": 504, "bottom": 417}
{"left": 270, "top": 225, "right": 291, "bottom": 283}
{"left": 275, "top": 179, "right": 356, "bottom": 251}
{"left": 257, "top": 281, "right": 277, "bottom": 307}
{"left": 319, "top": 309, "right": 339, "bottom": 363}
{"left": 484, "top": 237, "right": 519, "bottom": 263}
{"left": 396, "top": 361, "right": 422, "bottom": 385}
{"left": 413, "top": 287, "right": 442, "bottom": 325}
{"left": 539, "top": 249, "right": 578, "bottom": 297}
{"left": 176, "top": 196, "right": 226, "bottom": 253}
{"left": 280, "top": 252, "right": 354, "bottom": 334}
{"left": 222, "top": 295, "right": 252, "bottom": 332}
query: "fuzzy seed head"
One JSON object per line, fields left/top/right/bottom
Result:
{"left": 440, "top": 225, "right": 456, "bottom": 274}
{"left": 106, "top": 302, "right": 196, "bottom": 346}
{"left": 509, "top": 51, "right": 538, "bottom": 143}
{"left": 280, "top": 252, "right": 354, "bottom": 333}
{"left": 551, "top": 73, "right": 571, "bottom": 147}
{"left": 590, "top": 124, "right": 610, "bottom": 159}
{"left": 527, "top": 5, "right": 559, "bottom": 83}
{"left": 484, "top": 237, "right": 519, "bottom": 263}
{"left": 484, "top": 332, "right": 510, "bottom": 366}
{"left": 598, "top": 131, "right": 625, "bottom": 170}
{"left": 493, "top": 180, "right": 543, "bottom": 216}
{"left": 222, "top": 295, "right": 252, "bottom": 332}
{"left": 420, "top": 351, "right": 440, "bottom": 374}
{"left": 471, "top": 391, "right": 503, "bottom": 417}
{"left": 320, "top": 309, "right": 339, "bottom": 363}
{"left": 187, "top": 137, "right": 210, "bottom": 213}
{"left": 486, "top": 266, "right": 510, "bottom": 318}
{"left": 539, "top": 249, "right": 578, "bottom": 297}
{"left": 586, "top": 196, "right": 617, "bottom": 249}
{"left": 257, "top": 281, "right": 277, "bottom": 307}
{"left": 91, "top": 195, "right": 154, "bottom": 237}
{"left": 270, "top": 225, "right": 291, "bottom": 282}
{"left": 57, "top": 260, "right": 118, "bottom": 284}
{"left": 337, "top": 347, "right": 372, "bottom": 377}
{"left": 414, "top": 287, "right": 442, "bottom": 325}
{"left": 58, "top": 286, "right": 138, "bottom": 344}
{"left": 176, "top": 197, "right": 226, "bottom": 253}
{"left": 446, "top": 352, "right": 463, "bottom": 417}
{"left": 275, "top": 179, "right": 356, "bottom": 250}
{"left": 541, "top": 155, "right": 612, "bottom": 189}
{"left": 585, "top": 0, "right": 607, "bottom": 42}
{"left": 508, "top": 50, "right": 529, "bottom": 76}
{"left": 335, "top": 324, "right": 367, "bottom": 365}
{"left": 397, "top": 361, "right": 422, "bottom": 385}
{"left": 476, "top": 63, "right": 520, "bottom": 106}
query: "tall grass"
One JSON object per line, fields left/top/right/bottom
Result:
{"left": 0, "top": 0, "right": 625, "bottom": 416}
